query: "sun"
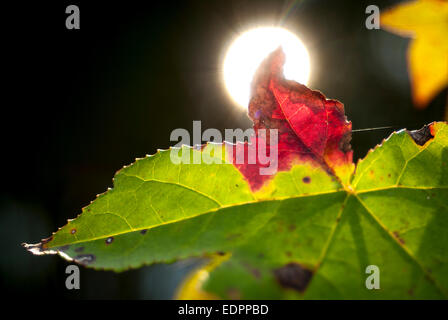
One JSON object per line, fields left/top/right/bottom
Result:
{"left": 223, "top": 27, "right": 311, "bottom": 109}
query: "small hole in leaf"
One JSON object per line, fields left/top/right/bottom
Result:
{"left": 407, "top": 124, "right": 434, "bottom": 146}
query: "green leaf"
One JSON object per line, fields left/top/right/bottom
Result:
{"left": 24, "top": 122, "right": 448, "bottom": 299}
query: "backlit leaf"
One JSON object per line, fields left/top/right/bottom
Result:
{"left": 24, "top": 48, "right": 448, "bottom": 299}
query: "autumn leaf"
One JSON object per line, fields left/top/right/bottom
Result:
{"left": 381, "top": 0, "right": 448, "bottom": 110}
{"left": 23, "top": 49, "right": 448, "bottom": 299}
{"left": 231, "top": 48, "right": 353, "bottom": 190}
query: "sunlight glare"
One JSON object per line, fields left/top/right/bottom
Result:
{"left": 223, "top": 27, "right": 311, "bottom": 109}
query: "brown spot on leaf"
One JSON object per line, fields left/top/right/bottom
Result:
{"left": 302, "top": 176, "right": 311, "bottom": 184}
{"left": 286, "top": 251, "right": 292, "bottom": 257}
{"left": 70, "top": 228, "right": 77, "bottom": 235}
{"left": 407, "top": 124, "right": 434, "bottom": 146}
{"left": 393, "top": 231, "right": 405, "bottom": 244}
{"left": 273, "top": 262, "right": 313, "bottom": 293}
{"left": 140, "top": 229, "right": 148, "bottom": 235}
{"left": 227, "top": 288, "right": 241, "bottom": 300}
{"left": 105, "top": 237, "right": 114, "bottom": 245}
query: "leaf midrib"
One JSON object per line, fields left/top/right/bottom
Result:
{"left": 45, "top": 185, "right": 445, "bottom": 248}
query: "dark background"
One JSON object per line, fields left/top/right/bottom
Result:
{"left": 2, "top": 0, "right": 446, "bottom": 299}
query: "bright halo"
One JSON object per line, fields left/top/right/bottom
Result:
{"left": 223, "top": 27, "right": 311, "bottom": 109}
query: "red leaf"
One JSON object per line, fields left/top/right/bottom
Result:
{"left": 227, "top": 48, "right": 353, "bottom": 191}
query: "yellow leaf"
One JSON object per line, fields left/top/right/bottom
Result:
{"left": 381, "top": 0, "right": 448, "bottom": 109}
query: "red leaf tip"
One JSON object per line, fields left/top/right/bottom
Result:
{"left": 231, "top": 48, "right": 354, "bottom": 191}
